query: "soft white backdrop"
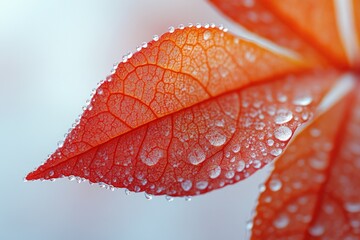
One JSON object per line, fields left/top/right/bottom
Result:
{"left": 0, "top": 1, "right": 269, "bottom": 239}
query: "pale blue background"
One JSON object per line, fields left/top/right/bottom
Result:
{"left": 0, "top": 1, "right": 268, "bottom": 239}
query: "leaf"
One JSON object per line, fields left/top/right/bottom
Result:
{"left": 354, "top": 0, "right": 360, "bottom": 67}
{"left": 209, "top": 0, "right": 349, "bottom": 68}
{"left": 251, "top": 79, "right": 360, "bottom": 239}
{"left": 26, "top": 26, "right": 330, "bottom": 196}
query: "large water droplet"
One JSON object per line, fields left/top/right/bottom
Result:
{"left": 181, "top": 180, "right": 192, "bottom": 191}
{"left": 274, "top": 109, "right": 293, "bottom": 124}
{"left": 188, "top": 147, "right": 206, "bottom": 165}
{"left": 274, "top": 126, "right": 292, "bottom": 141}
{"left": 273, "top": 214, "right": 289, "bottom": 229}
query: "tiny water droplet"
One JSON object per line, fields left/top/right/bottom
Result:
{"left": 225, "top": 170, "right": 235, "bottom": 179}
{"left": 273, "top": 214, "right": 289, "bottom": 229}
{"left": 236, "top": 160, "right": 246, "bottom": 172}
{"left": 196, "top": 181, "right": 208, "bottom": 190}
{"left": 152, "top": 35, "right": 159, "bottom": 41}
{"left": 181, "top": 180, "right": 192, "bottom": 191}
{"left": 57, "top": 141, "right": 64, "bottom": 147}
{"left": 344, "top": 202, "right": 360, "bottom": 213}
{"left": 144, "top": 192, "right": 153, "bottom": 200}
{"left": 196, "top": 23, "right": 201, "bottom": 28}
{"left": 168, "top": 26, "right": 175, "bottom": 33}
{"left": 269, "top": 178, "right": 282, "bottom": 191}
{"left": 178, "top": 24, "right": 185, "bottom": 29}
{"left": 185, "top": 196, "right": 192, "bottom": 201}
{"left": 203, "top": 30, "right": 211, "bottom": 41}
{"left": 165, "top": 195, "right": 174, "bottom": 202}
{"left": 270, "top": 148, "right": 282, "bottom": 157}
{"left": 209, "top": 166, "right": 221, "bottom": 179}
{"left": 125, "top": 189, "right": 131, "bottom": 195}
{"left": 253, "top": 160, "right": 262, "bottom": 169}
{"left": 309, "top": 224, "right": 325, "bottom": 236}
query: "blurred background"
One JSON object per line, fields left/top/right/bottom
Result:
{"left": 0, "top": 1, "right": 269, "bottom": 239}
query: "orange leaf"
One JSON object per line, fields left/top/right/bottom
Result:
{"left": 26, "top": 27, "right": 331, "bottom": 196}
{"left": 209, "top": 0, "right": 349, "bottom": 68}
{"left": 251, "top": 79, "right": 360, "bottom": 239}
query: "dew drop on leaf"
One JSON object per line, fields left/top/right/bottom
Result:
{"left": 269, "top": 178, "right": 282, "bottom": 191}
{"left": 274, "top": 126, "right": 292, "bottom": 141}
{"left": 181, "top": 180, "right": 192, "bottom": 191}
{"left": 274, "top": 109, "right": 293, "bottom": 124}
{"left": 273, "top": 214, "right": 289, "bottom": 229}
{"left": 196, "top": 181, "right": 208, "bottom": 190}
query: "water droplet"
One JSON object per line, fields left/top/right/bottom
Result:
{"left": 196, "top": 181, "right": 208, "bottom": 190}
{"left": 140, "top": 148, "right": 164, "bottom": 166}
{"left": 267, "top": 139, "right": 274, "bottom": 146}
{"left": 49, "top": 170, "right": 54, "bottom": 177}
{"left": 274, "top": 109, "right": 293, "bottom": 124}
{"left": 181, "top": 180, "right": 192, "bottom": 191}
{"left": 269, "top": 178, "right": 282, "bottom": 191}
{"left": 141, "top": 42, "right": 148, "bottom": 48}
{"left": 293, "top": 95, "right": 313, "bottom": 106}
{"left": 245, "top": 52, "right": 256, "bottom": 62}
{"left": 168, "top": 26, "right": 175, "bottom": 33}
{"left": 203, "top": 30, "right": 211, "bottom": 40}
{"left": 178, "top": 24, "right": 185, "bottom": 29}
{"left": 144, "top": 192, "right": 153, "bottom": 200}
{"left": 196, "top": 23, "right": 201, "bottom": 28}
{"left": 309, "top": 224, "right": 325, "bottom": 236}
{"left": 270, "top": 148, "right": 282, "bottom": 157}
{"left": 232, "top": 144, "right": 241, "bottom": 153}
{"left": 209, "top": 166, "right": 221, "bottom": 179}
{"left": 165, "top": 195, "right": 174, "bottom": 202}
{"left": 185, "top": 196, "right": 192, "bottom": 201}
{"left": 273, "top": 214, "right": 289, "bottom": 229}
{"left": 125, "top": 189, "right": 131, "bottom": 195}
{"left": 274, "top": 126, "right": 292, "bottom": 141}
{"left": 188, "top": 147, "right": 206, "bottom": 165}
{"left": 152, "top": 35, "right": 159, "bottom": 41}
{"left": 218, "top": 24, "right": 224, "bottom": 30}
{"left": 225, "top": 170, "right": 235, "bottom": 179}
{"left": 57, "top": 141, "right": 64, "bottom": 148}
{"left": 236, "top": 160, "right": 246, "bottom": 172}
{"left": 310, "top": 128, "right": 321, "bottom": 137}
{"left": 344, "top": 202, "right": 360, "bottom": 213}
{"left": 205, "top": 131, "right": 227, "bottom": 146}
{"left": 246, "top": 220, "right": 253, "bottom": 230}
{"left": 309, "top": 157, "right": 328, "bottom": 170}
{"left": 252, "top": 160, "right": 261, "bottom": 169}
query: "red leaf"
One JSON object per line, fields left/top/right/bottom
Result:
{"left": 26, "top": 26, "right": 331, "bottom": 196}
{"left": 251, "top": 79, "right": 360, "bottom": 239}
{"left": 354, "top": 0, "right": 360, "bottom": 67}
{"left": 209, "top": 0, "right": 349, "bottom": 68}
